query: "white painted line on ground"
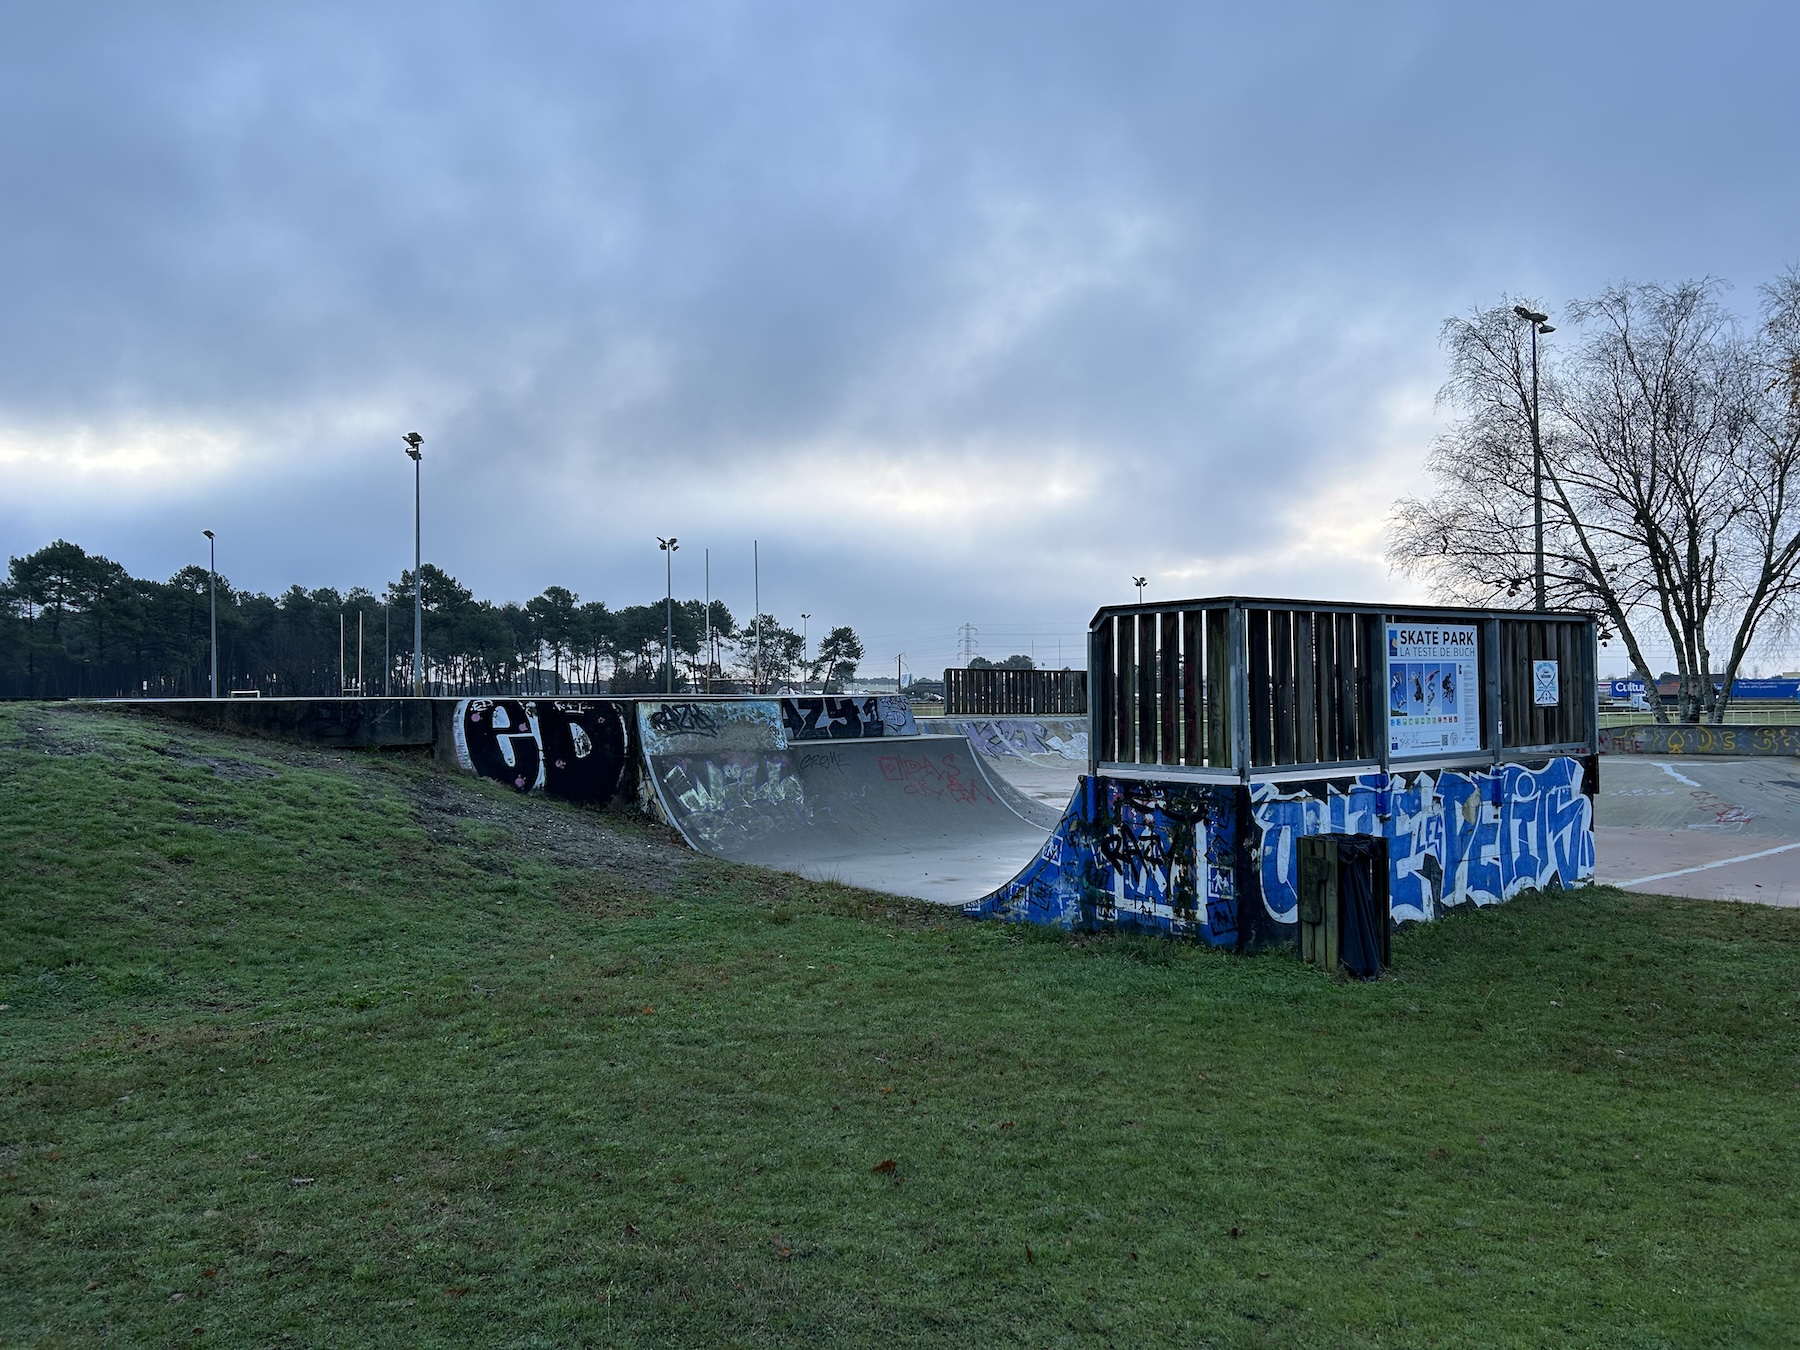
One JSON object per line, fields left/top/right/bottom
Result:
{"left": 1652, "top": 761, "right": 1702, "bottom": 787}
{"left": 1620, "top": 839, "right": 1800, "bottom": 887}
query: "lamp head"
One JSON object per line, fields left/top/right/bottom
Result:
{"left": 202, "top": 529, "right": 214, "bottom": 540}
{"left": 1513, "top": 305, "right": 1549, "bottom": 325}
{"left": 402, "top": 431, "right": 424, "bottom": 460}
{"left": 1538, "top": 323, "right": 1555, "bottom": 335}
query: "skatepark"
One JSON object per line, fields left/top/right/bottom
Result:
{"left": 142, "top": 595, "right": 1711, "bottom": 961}
{"left": 124, "top": 594, "right": 1800, "bottom": 935}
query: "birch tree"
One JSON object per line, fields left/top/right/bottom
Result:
{"left": 1390, "top": 274, "right": 1800, "bottom": 723}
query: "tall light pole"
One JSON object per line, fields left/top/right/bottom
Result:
{"left": 703, "top": 548, "right": 711, "bottom": 693}
{"left": 403, "top": 432, "right": 425, "bottom": 694}
{"left": 1513, "top": 306, "right": 1555, "bottom": 612}
{"left": 202, "top": 530, "right": 217, "bottom": 698}
{"left": 658, "top": 536, "right": 679, "bottom": 693}
{"left": 800, "top": 613, "right": 811, "bottom": 690}
{"left": 1133, "top": 575, "right": 1147, "bottom": 603}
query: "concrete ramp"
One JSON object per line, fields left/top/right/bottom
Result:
{"left": 919, "top": 715, "right": 1088, "bottom": 813}
{"left": 638, "top": 701, "right": 1051, "bottom": 904}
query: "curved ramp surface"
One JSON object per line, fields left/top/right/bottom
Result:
{"left": 642, "top": 729, "right": 1051, "bottom": 905}
{"left": 918, "top": 716, "right": 1087, "bottom": 813}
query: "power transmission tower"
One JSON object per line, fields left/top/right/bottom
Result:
{"left": 958, "top": 623, "right": 978, "bottom": 661}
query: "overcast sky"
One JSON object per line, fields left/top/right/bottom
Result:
{"left": 3, "top": 1, "right": 1797, "bottom": 676}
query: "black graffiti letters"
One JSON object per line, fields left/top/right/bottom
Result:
{"left": 456, "top": 699, "right": 628, "bottom": 804}
{"left": 648, "top": 703, "right": 720, "bottom": 739}
{"left": 783, "top": 697, "right": 882, "bottom": 740}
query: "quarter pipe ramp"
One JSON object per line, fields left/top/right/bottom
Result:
{"left": 637, "top": 700, "right": 1053, "bottom": 904}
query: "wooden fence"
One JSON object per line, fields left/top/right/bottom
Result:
{"left": 942, "top": 667, "right": 1087, "bottom": 716}
{"left": 1090, "top": 597, "right": 1596, "bottom": 777}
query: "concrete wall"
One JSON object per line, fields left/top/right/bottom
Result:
{"left": 121, "top": 697, "right": 435, "bottom": 748}
{"left": 968, "top": 757, "right": 1597, "bottom": 947}
{"left": 1600, "top": 723, "right": 1800, "bottom": 756}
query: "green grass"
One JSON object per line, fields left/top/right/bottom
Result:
{"left": 2, "top": 703, "right": 1797, "bottom": 1348}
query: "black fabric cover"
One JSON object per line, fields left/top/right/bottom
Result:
{"left": 1338, "top": 838, "right": 1384, "bottom": 980}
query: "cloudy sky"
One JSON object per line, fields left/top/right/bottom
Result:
{"left": 3, "top": 1, "right": 1796, "bottom": 675}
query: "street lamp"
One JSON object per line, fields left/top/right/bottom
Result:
{"left": 800, "top": 613, "right": 811, "bottom": 690}
{"left": 1513, "top": 306, "right": 1555, "bottom": 612}
{"left": 202, "top": 530, "right": 217, "bottom": 699}
{"left": 402, "top": 432, "right": 424, "bottom": 694}
{"left": 1133, "top": 576, "right": 1147, "bottom": 603}
{"left": 658, "top": 536, "right": 680, "bottom": 693}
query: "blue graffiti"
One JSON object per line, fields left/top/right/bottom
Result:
{"left": 967, "top": 759, "right": 1594, "bottom": 942}
{"left": 1249, "top": 757, "right": 1594, "bottom": 924}
{"left": 967, "top": 778, "right": 1239, "bottom": 945}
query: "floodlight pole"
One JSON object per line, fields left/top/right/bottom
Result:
{"left": 403, "top": 433, "right": 424, "bottom": 694}
{"left": 800, "top": 613, "right": 811, "bottom": 691}
{"left": 753, "top": 539, "right": 761, "bottom": 694}
{"left": 202, "top": 530, "right": 217, "bottom": 699}
{"left": 658, "top": 536, "right": 680, "bottom": 693}
{"left": 704, "top": 547, "right": 711, "bottom": 693}
{"left": 1514, "top": 306, "right": 1554, "bottom": 613}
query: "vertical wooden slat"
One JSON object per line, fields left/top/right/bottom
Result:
{"left": 1532, "top": 622, "right": 1548, "bottom": 746}
{"left": 1206, "top": 608, "right": 1232, "bottom": 770}
{"left": 1160, "top": 610, "right": 1180, "bottom": 765}
{"left": 1248, "top": 608, "right": 1273, "bottom": 767}
{"left": 1332, "top": 614, "right": 1354, "bottom": 760}
{"left": 1295, "top": 611, "right": 1318, "bottom": 765}
{"left": 1272, "top": 610, "right": 1296, "bottom": 765}
{"left": 1314, "top": 614, "right": 1337, "bottom": 762}
{"left": 1137, "top": 612, "right": 1158, "bottom": 763}
{"left": 1356, "top": 613, "right": 1380, "bottom": 761}
{"left": 1117, "top": 616, "right": 1136, "bottom": 762}
{"left": 1182, "top": 609, "right": 1202, "bottom": 766}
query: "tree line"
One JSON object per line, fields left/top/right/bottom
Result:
{"left": 1390, "top": 270, "right": 1800, "bottom": 724}
{"left": 0, "top": 539, "right": 865, "bottom": 699}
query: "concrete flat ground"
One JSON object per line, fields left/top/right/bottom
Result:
{"left": 975, "top": 758, "right": 1084, "bottom": 812}
{"left": 1595, "top": 757, "right": 1800, "bottom": 905}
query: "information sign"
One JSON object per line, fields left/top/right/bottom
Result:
{"left": 1386, "top": 623, "right": 1482, "bottom": 757}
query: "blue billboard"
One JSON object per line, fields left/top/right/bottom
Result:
{"left": 1727, "top": 678, "right": 1800, "bottom": 701}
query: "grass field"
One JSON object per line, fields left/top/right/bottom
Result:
{"left": 2, "top": 703, "right": 1796, "bottom": 1347}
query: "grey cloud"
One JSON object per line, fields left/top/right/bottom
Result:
{"left": 3, "top": 1, "right": 1798, "bottom": 672}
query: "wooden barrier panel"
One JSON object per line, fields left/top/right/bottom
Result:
{"left": 942, "top": 667, "right": 1087, "bottom": 716}
{"left": 1089, "top": 597, "right": 1596, "bottom": 777}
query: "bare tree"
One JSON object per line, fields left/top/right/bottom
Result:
{"left": 1390, "top": 275, "right": 1800, "bottom": 723}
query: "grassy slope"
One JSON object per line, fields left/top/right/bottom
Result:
{"left": 1, "top": 704, "right": 1796, "bottom": 1348}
